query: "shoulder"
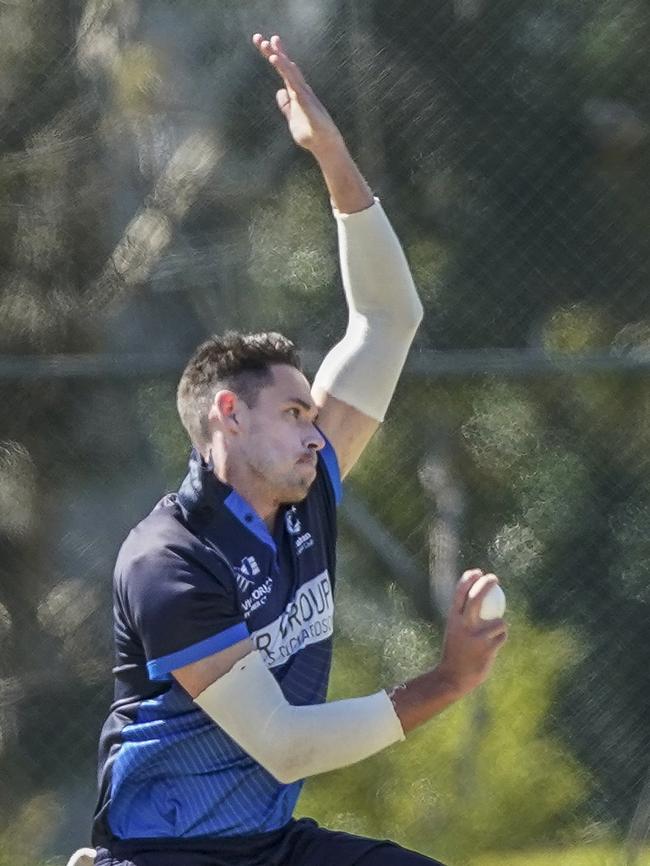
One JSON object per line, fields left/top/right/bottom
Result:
{"left": 115, "top": 497, "right": 233, "bottom": 597}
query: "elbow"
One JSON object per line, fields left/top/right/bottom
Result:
{"left": 408, "top": 295, "right": 424, "bottom": 332}
{"left": 389, "top": 284, "right": 424, "bottom": 334}
{"left": 262, "top": 746, "right": 304, "bottom": 785}
{"left": 269, "top": 763, "right": 303, "bottom": 786}
{"left": 371, "top": 294, "right": 423, "bottom": 338}
{"left": 408, "top": 281, "right": 425, "bottom": 330}
{"left": 393, "top": 294, "right": 424, "bottom": 337}
{"left": 246, "top": 729, "right": 305, "bottom": 784}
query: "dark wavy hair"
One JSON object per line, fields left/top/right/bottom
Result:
{"left": 176, "top": 331, "right": 301, "bottom": 446}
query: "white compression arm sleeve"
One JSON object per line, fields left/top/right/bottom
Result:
{"left": 312, "top": 199, "right": 423, "bottom": 421}
{"left": 194, "top": 650, "right": 405, "bottom": 784}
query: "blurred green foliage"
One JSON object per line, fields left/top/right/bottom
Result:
{"left": 298, "top": 557, "right": 590, "bottom": 865}
{"left": 474, "top": 843, "right": 650, "bottom": 866}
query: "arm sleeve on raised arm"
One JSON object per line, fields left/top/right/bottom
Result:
{"left": 312, "top": 198, "right": 423, "bottom": 421}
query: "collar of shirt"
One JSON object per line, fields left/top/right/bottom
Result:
{"left": 176, "top": 448, "right": 283, "bottom": 555}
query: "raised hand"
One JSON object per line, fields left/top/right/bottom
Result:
{"left": 252, "top": 33, "right": 343, "bottom": 158}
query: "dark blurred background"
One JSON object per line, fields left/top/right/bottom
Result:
{"left": 1, "top": 1, "right": 650, "bottom": 864}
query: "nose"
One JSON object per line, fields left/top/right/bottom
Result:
{"left": 307, "top": 425, "right": 325, "bottom": 452}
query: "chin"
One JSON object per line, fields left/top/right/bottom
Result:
{"left": 280, "top": 488, "right": 310, "bottom": 505}
{"left": 279, "top": 478, "right": 313, "bottom": 504}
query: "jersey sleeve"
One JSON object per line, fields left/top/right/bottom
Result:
{"left": 118, "top": 545, "right": 248, "bottom": 682}
{"left": 316, "top": 431, "right": 343, "bottom": 508}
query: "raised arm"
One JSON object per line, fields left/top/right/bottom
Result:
{"left": 253, "top": 34, "right": 423, "bottom": 477}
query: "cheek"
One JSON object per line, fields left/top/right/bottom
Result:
{"left": 246, "top": 424, "right": 297, "bottom": 468}
{"left": 270, "top": 429, "right": 301, "bottom": 461}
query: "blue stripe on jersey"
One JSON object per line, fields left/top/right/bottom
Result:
{"left": 318, "top": 435, "right": 342, "bottom": 506}
{"left": 108, "top": 671, "right": 312, "bottom": 838}
{"left": 147, "top": 621, "right": 249, "bottom": 682}
{"left": 223, "top": 491, "right": 277, "bottom": 552}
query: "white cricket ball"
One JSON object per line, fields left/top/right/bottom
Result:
{"left": 467, "top": 576, "right": 506, "bottom": 620}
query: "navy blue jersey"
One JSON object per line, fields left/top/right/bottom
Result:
{"left": 93, "top": 438, "right": 341, "bottom": 845}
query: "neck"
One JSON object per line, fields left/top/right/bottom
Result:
{"left": 232, "top": 481, "right": 279, "bottom": 533}
{"left": 207, "top": 447, "right": 279, "bottom": 531}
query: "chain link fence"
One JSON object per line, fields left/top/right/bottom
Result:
{"left": 1, "top": 0, "right": 650, "bottom": 863}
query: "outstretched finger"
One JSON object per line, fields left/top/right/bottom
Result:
{"left": 253, "top": 34, "right": 296, "bottom": 94}
{"left": 269, "top": 34, "right": 304, "bottom": 81}
{"left": 253, "top": 34, "right": 279, "bottom": 68}
{"left": 252, "top": 33, "right": 268, "bottom": 54}
{"left": 269, "top": 40, "right": 308, "bottom": 90}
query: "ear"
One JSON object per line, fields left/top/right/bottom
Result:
{"left": 208, "top": 390, "right": 241, "bottom": 434}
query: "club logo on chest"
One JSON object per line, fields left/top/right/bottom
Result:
{"left": 285, "top": 507, "right": 314, "bottom": 555}
{"left": 233, "top": 555, "right": 260, "bottom": 593}
{"left": 233, "top": 555, "right": 273, "bottom": 616}
{"left": 285, "top": 508, "right": 301, "bottom": 535}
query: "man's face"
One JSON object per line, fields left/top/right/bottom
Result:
{"left": 235, "top": 364, "right": 324, "bottom": 503}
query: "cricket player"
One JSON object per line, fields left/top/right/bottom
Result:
{"left": 87, "top": 34, "right": 507, "bottom": 866}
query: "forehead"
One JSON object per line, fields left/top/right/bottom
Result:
{"left": 261, "top": 364, "right": 312, "bottom": 403}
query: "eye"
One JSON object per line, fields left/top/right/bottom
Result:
{"left": 287, "top": 407, "right": 301, "bottom": 419}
